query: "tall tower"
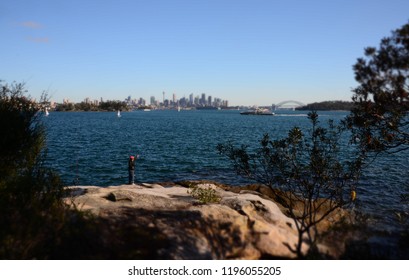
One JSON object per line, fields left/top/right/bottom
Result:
{"left": 162, "top": 91, "right": 165, "bottom": 105}
{"left": 189, "top": 93, "right": 194, "bottom": 106}
{"left": 201, "top": 93, "right": 206, "bottom": 106}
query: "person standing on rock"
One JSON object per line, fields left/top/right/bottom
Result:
{"left": 128, "top": 155, "right": 138, "bottom": 185}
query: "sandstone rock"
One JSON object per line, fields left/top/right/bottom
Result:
{"left": 65, "top": 183, "right": 310, "bottom": 259}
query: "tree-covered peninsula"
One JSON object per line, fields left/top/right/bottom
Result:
{"left": 296, "top": 100, "right": 354, "bottom": 111}
{"left": 55, "top": 100, "right": 129, "bottom": 112}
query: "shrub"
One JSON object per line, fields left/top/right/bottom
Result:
{"left": 218, "top": 112, "right": 364, "bottom": 258}
{"left": 188, "top": 184, "right": 221, "bottom": 204}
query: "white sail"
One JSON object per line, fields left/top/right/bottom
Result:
{"left": 117, "top": 110, "right": 121, "bottom": 117}
{"left": 45, "top": 108, "right": 49, "bottom": 116}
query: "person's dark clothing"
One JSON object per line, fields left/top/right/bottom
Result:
{"left": 128, "top": 158, "right": 135, "bottom": 184}
{"left": 128, "top": 158, "right": 135, "bottom": 171}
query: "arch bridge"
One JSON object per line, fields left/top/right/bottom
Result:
{"left": 272, "top": 100, "right": 306, "bottom": 110}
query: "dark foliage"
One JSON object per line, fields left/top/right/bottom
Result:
{"left": 0, "top": 82, "right": 65, "bottom": 258}
{"left": 0, "top": 82, "right": 165, "bottom": 259}
{"left": 218, "top": 112, "right": 364, "bottom": 258}
{"left": 297, "top": 100, "right": 354, "bottom": 111}
{"left": 55, "top": 100, "right": 128, "bottom": 112}
{"left": 0, "top": 83, "right": 44, "bottom": 178}
{"left": 345, "top": 22, "right": 409, "bottom": 245}
{"left": 346, "top": 22, "right": 409, "bottom": 153}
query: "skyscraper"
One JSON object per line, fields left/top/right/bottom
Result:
{"left": 189, "top": 93, "right": 194, "bottom": 106}
{"left": 201, "top": 93, "right": 206, "bottom": 106}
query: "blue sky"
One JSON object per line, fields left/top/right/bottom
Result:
{"left": 1, "top": 0, "right": 408, "bottom": 106}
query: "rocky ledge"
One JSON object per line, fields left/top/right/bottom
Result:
{"left": 65, "top": 182, "right": 338, "bottom": 259}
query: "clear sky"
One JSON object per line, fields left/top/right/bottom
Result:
{"left": 1, "top": 0, "right": 408, "bottom": 106}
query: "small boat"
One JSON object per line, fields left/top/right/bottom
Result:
{"left": 240, "top": 108, "right": 275, "bottom": 116}
{"left": 45, "top": 108, "right": 49, "bottom": 116}
{"left": 117, "top": 110, "right": 121, "bottom": 117}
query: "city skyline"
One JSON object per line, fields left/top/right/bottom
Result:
{"left": 1, "top": 0, "right": 409, "bottom": 106}
{"left": 58, "top": 91, "right": 230, "bottom": 109}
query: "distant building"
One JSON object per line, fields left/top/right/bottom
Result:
{"left": 208, "top": 96, "right": 212, "bottom": 107}
{"left": 189, "top": 93, "right": 194, "bottom": 106}
{"left": 201, "top": 93, "right": 206, "bottom": 106}
{"left": 180, "top": 97, "right": 187, "bottom": 107}
{"left": 61, "top": 92, "right": 229, "bottom": 110}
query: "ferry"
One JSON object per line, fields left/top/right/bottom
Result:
{"left": 240, "top": 108, "right": 275, "bottom": 116}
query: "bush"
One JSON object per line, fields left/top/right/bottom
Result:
{"left": 218, "top": 112, "right": 364, "bottom": 258}
{"left": 188, "top": 184, "right": 221, "bottom": 204}
{"left": 0, "top": 82, "right": 168, "bottom": 259}
{"left": 0, "top": 82, "right": 68, "bottom": 258}
{"left": 347, "top": 22, "right": 409, "bottom": 153}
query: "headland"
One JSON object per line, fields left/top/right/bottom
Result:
{"left": 65, "top": 181, "right": 348, "bottom": 259}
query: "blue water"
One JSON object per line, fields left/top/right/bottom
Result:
{"left": 44, "top": 110, "right": 314, "bottom": 185}
{"left": 43, "top": 110, "right": 408, "bottom": 233}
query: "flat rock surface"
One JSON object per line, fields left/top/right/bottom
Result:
{"left": 65, "top": 183, "right": 306, "bottom": 259}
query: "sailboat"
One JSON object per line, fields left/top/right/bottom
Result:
{"left": 45, "top": 108, "right": 49, "bottom": 117}
{"left": 117, "top": 110, "right": 121, "bottom": 118}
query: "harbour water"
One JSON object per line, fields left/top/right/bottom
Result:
{"left": 44, "top": 110, "right": 325, "bottom": 186}
{"left": 44, "top": 110, "right": 408, "bottom": 237}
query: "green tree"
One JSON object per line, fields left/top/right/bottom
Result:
{"left": 297, "top": 101, "right": 354, "bottom": 111}
{"left": 0, "top": 82, "right": 44, "bottom": 178}
{"left": 0, "top": 82, "right": 169, "bottom": 259}
{"left": 346, "top": 22, "right": 409, "bottom": 251}
{"left": 0, "top": 82, "right": 65, "bottom": 258}
{"left": 55, "top": 102, "right": 75, "bottom": 111}
{"left": 218, "top": 112, "right": 364, "bottom": 258}
{"left": 346, "top": 22, "right": 409, "bottom": 153}
{"left": 98, "top": 100, "right": 127, "bottom": 111}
